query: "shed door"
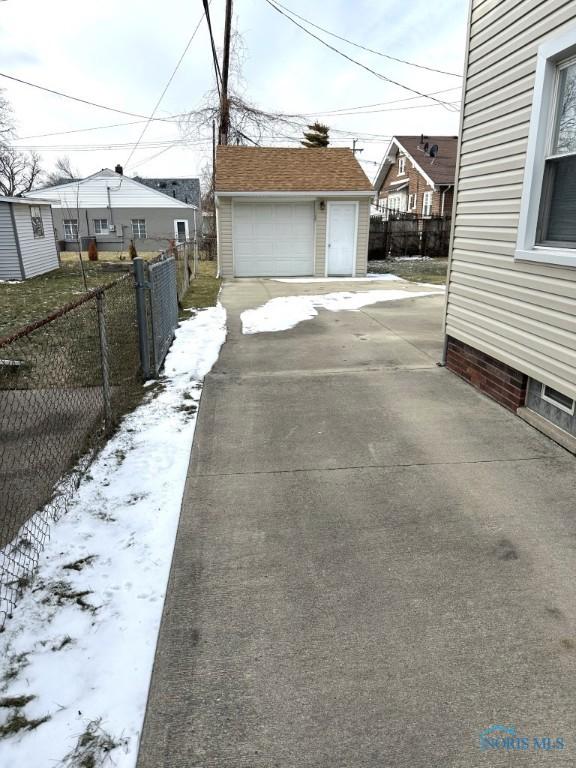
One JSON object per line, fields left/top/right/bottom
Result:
{"left": 233, "top": 202, "right": 314, "bottom": 277}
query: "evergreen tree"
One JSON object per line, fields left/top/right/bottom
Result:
{"left": 301, "top": 122, "right": 330, "bottom": 148}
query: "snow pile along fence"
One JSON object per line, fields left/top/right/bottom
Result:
{"left": 0, "top": 273, "right": 144, "bottom": 627}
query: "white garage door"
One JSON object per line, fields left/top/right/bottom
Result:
{"left": 233, "top": 202, "right": 315, "bottom": 277}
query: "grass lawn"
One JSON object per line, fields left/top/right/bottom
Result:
{"left": 59, "top": 251, "right": 158, "bottom": 264}
{"left": 0, "top": 261, "right": 134, "bottom": 338}
{"left": 368, "top": 258, "right": 448, "bottom": 285}
{"left": 180, "top": 260, "right": 221, "bottom": 311}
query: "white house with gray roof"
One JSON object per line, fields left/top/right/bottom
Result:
{"left": 28, "top": 169, "right": 199, "bottom": 252}
{"left": 0, "top": 196, "right": 58, "bottom": 281}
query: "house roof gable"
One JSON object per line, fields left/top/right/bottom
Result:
{"left": 29, "top": 169, "right": 197, "bottom": 209}
{"left": 374, "top": 135, "right": 458, "bottom": 192}
{"left": 215, "top": 146, "right": 373, "bottom": 193}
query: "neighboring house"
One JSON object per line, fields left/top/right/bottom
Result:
{"left": 28, "top": 169, "right": 199, "bottom": 252}
{"left": 215, "top": 146, "right": 373, "bottom": 277}
{"left": 373, "top": 135, "right": 457, "bottom": 218}
{"left": 134, "top": 175, "right": 201, "bottom": 208}
{"left": 0, "top": 196, "right": 58, "bottom": 281}
{"left": 444, "top": 2, "right": 576, "bottom": 447}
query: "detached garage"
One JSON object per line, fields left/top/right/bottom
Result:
{"left": 215, "top": 146, "right": 373, "bottom": 278}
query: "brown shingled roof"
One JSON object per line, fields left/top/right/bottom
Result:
{"left": 215, "top": 146, "right": 373, "bottom": 193}
{"left": 395, "top": 135, "right": 457, "bottom": 186}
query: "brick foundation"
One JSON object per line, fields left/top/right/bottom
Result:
{"left": 445, "top": 336, "right": 528, "bottom": 412}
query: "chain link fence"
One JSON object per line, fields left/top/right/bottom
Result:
{"left": 0, "top": 262, "right": 174, "bottom": 627}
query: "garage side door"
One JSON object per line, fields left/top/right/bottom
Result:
{"left": 233, "top": 202, "right": 315, "bottom": 277}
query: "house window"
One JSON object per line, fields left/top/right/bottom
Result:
{"left": 63, "top": 219, "right": 78, "bottom": 240}
{"left": 131, "top": 219, "right": 146, "bottom": 238}
{"left": 536, "top": 58, "right": 576, "bottom": 247}
{"left": 398, "top": 156, "right": 406, "bottom": 176}
{"left": 422, "top": 191, "right": 433, "bottom": 217}
{"left": 30, "top": 206, "right": 44, "bottom": 238}
{"left": 93, "top": 218, "right": 108, "bottom": 234}
{"left": 408, "top": 194, "right": 416, "bottom": 211}
{"left": 516, "top": 27, "right": 576, "bottom": 267}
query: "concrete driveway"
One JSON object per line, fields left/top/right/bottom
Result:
{"left": 138, "top": 278, "right": 576, "bottom": 767}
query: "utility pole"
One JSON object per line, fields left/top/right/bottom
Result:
{"left": 219, "top": 0, "right": 233, "bottom": 145}
{"left": 352, "top": 138, "right": 364, "bottom": 156}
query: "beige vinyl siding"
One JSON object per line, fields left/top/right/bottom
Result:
{"left": 217, "top": 195, "right": 369, "bottom": 278}
{"left": 355, "top": 198, "right": 370, "bottom": 277}
{"left": 217, "top": 197, "right": 233, "bottom": 276}
{"left": 314, "top": 201, "right": 327, "bottom": 276}
{"left": 446, "top": 0, "right": 576, "bottom": 400}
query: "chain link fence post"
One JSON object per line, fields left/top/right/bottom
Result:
{"left": 95, "top": 291, "right": 113, "bottom": 435}
{"left": 133, "top": 257, "right": 151, "bottom": 380}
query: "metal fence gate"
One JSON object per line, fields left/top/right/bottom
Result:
{"left": 133, "top": 256, "right": 179, "bottom": 378}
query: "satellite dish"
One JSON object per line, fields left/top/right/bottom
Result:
{"left": 429, "top": 144, "right": 439, "bottom": 158}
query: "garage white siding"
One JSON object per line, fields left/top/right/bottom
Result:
{"left": 233, "top": 202, "right": 315, "bottom": 277}
{"left": 446, "top": 0, "right": 576, "bottom": 399}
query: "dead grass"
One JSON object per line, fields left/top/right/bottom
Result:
{"left": 180, "top": 259, "right": 220, "bottom": 311}
{"left": 58, "top": 718, "right": 128, "bottom": 768}
{"left": 368, "top": 258, "right": 448, "bottom": 285}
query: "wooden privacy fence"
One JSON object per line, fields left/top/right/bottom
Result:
{"left": 369, "top": 214, "right": 452, "bottom": 259}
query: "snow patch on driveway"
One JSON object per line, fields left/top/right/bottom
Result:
{"left": 241, "top": 289, "right": 443, "bottom": 334}
{"left": 0, "top": 306, "right": 226, "bottom": 768}
{"left": 272, "top": 275, "right": 403, "bottom": 283}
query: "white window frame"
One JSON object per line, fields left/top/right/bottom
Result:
{"left": 398, "top": 156, "right": 406, "bottom": 176}
{"left": 131, "top": 218, "right": 147, "bottom": 238}
{"left": 93, "top": 218, "right": 108, "bottom": 235}
{"left": 541, "top": 382, "right": 576, "bottom": 415}
{"left": 30, "top": 206, "right": 44, "bottom": 239}
{"left": 63, "top": 218, "right": 78, "bottom": 240}
{"left": 516, "top": 24, "right": 576, "bottom": 268}
{"left": 408, "top": 193, "right": 415, "bottom": 211}
{"left": 422, "top": 191, "right": 433, "bottom": 217}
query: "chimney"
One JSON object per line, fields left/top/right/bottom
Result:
{"left": 115, "top": 164, "right": 123, "bottom": 175}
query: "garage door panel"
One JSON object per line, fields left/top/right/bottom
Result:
{"left": 233, "top": 202, "right": 315, "bottom": 277}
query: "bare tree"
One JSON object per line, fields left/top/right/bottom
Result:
{"left": 45, "top": 155, "right": 80, "bottom": 187}
{"left": 180, "top": 29, "right": 303, "bottom": 147}
{"left": 0, "top": 89, "right": 43, "bottom": 196}
{"left": 0, "top": 89, "right": 14, "bottom": 139}
{"left": 0, "top": 148, "right": 43, "bottom": 196}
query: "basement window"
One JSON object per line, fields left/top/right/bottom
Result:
{"left": 526, "top": 378, "right": 576, "bottom": 437}
{"left": 541, "top": 383, "right": 575, "bottom": 414}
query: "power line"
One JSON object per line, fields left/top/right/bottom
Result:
{"left": 299, "top": 87, "right": 462, "bottom": 116}
{"left": 263, "top": 0, "right": 459, "bottom": 111}
{"left": 0, "top": 71, "right": 182, "bottom": 121}
{"left": 203, "top": 0, "right": 223, "bottom": 96}
{"left": 270, "top": 0, "right": 462, "bottom": 78}
{"left": 124, "top": 4, "right": 207, "bottom": 169}
{"left": 13, "top": 114, "right": 189, "bottom": 142}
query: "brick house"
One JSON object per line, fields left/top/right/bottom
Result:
{"left": 373, "top": 135, "right": 457, "bottom": 218}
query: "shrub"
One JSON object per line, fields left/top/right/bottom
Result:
{"left": 87, "top": 240, "right": 98, "bottom": 261}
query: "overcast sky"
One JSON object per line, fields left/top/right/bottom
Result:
{"left": 0, "top": 0, "right": 467, "bottom": 185}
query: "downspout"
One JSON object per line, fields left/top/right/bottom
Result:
{"left": 106, "top": 185, "right": 115, "bottom": 230}
{"left": 441, "top": 0, "right": 473, "bottom": 366}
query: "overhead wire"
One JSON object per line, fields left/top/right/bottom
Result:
{"left": 269, "top": 0, "right": 462, "bottom": 78}
{"left": 263, "top": 0, "right": 459, "bottom": 111}
{"left": 123, "top": 5, "right": 208, "bottom": 170}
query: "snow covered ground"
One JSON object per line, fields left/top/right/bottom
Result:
{"left": 0, "top": 306, "right": 226, "bottom": 768}
{"left": 241, "top": 286, "right": 444, "bottom": 334}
